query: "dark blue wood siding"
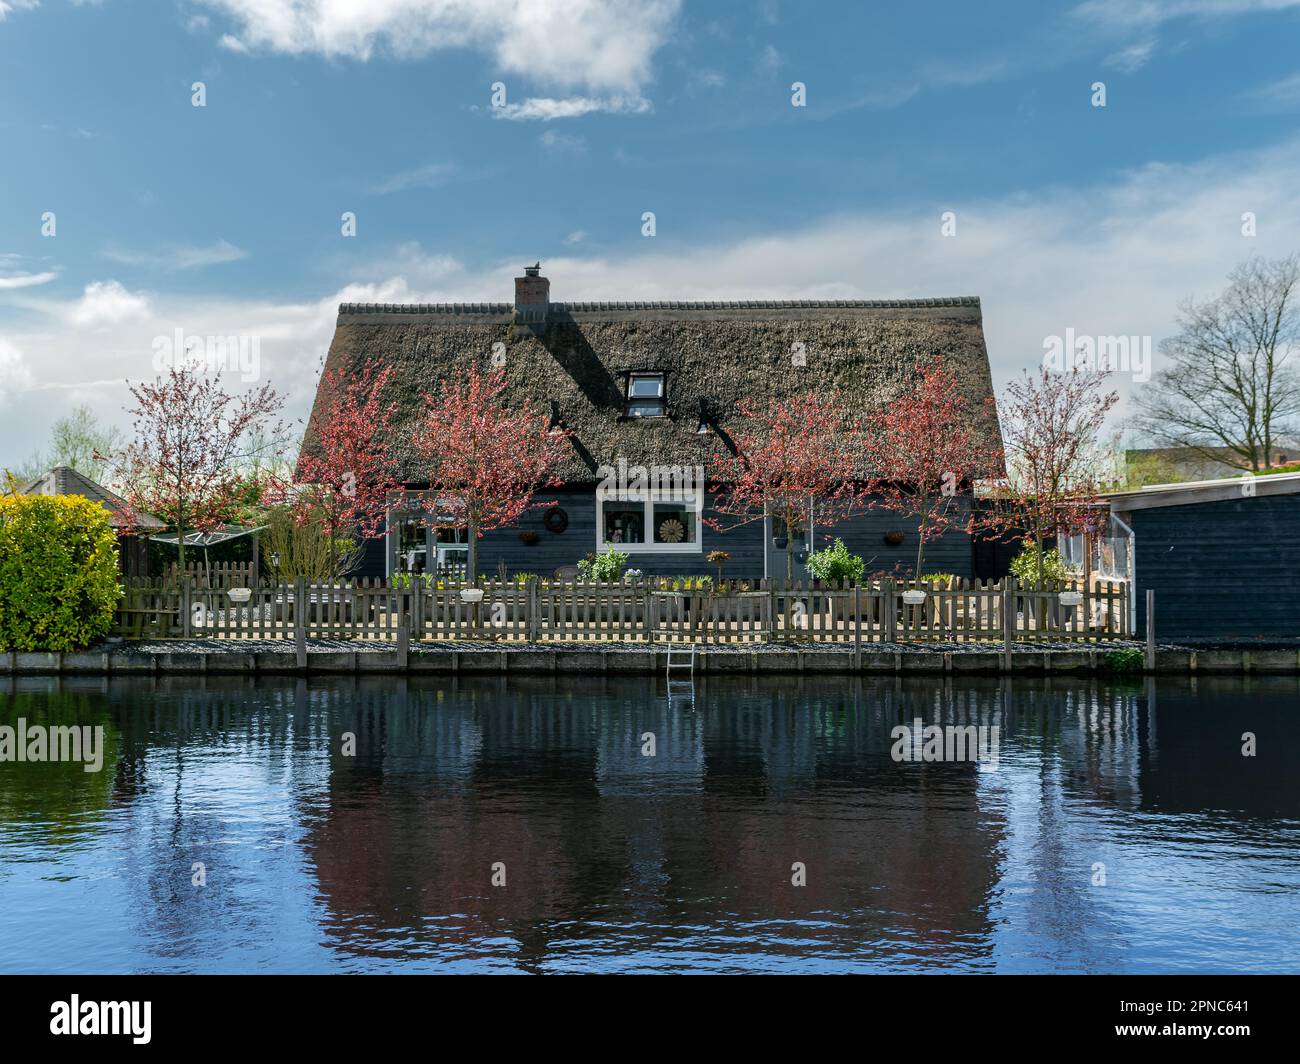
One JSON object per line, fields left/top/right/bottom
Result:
{"left": 1131, "top": 495, "right": 1300, "bottom": 640}
{"left": 358, "top": 488, "right": 976, "bottom": 581}
{"left": 816, "top": 500, "right": 974, "bottom": 580}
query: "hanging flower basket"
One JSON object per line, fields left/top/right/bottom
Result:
{"left": 460, "top": 588, "right": 485, "bottom": 604}
{"left": 902, "top": 589, "right": 928, "bottom": 605}
{"left": 883, "top": 531, "right": 905, "bottom": 547}
{"left": 1058, "top": 590, "right": 1083, "bottom": 607}
{"left": 227, "top": 587, "right": 252, "bottom": 604}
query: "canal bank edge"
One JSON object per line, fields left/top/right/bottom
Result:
{"left": 4, "top": 642, "right": 1300, "bottom": 676}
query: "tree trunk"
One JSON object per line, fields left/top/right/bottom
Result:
{"left": 467, "top": 520, "right": 479, "bottom": 587}
{"left": 176, "top": 500, "right": 186, "bottom": 572}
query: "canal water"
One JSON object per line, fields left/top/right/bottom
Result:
{"left": 0, "top": 674, "right": 1297, "bottom": 974}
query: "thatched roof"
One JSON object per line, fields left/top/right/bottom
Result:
{"left": 19, "top": 466, "right": 166, "bottom": 531}
{"left": 303, "top": 284, "right": 1004, "bottom": 485}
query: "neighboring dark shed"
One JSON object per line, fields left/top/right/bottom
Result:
{"left": 1099, "top": 473, "right": 1300, "bottom": 641}
{"left": 19, "top": 465, "right": 165, "bottom": 578}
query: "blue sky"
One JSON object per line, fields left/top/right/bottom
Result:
{"left": 1, "top": 0, "right": 1299, "bottom": 465}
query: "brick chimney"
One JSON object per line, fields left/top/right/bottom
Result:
{"left": 514, "top": 263, "right": 550, "bottom": 315}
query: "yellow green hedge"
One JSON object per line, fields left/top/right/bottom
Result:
{"left": 0, "top": 495, "right": 121, "bottom": 651}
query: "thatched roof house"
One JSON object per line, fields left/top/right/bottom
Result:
{"left": 302, "top": 267, "right": 1004, "bottom": 580}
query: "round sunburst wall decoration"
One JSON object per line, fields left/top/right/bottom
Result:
{"left": 658, "top": 518, "right": 686, "bottom": 543}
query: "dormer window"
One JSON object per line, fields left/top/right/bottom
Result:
{"left": 625, "top": 372, "right": 666, "bottom": 418}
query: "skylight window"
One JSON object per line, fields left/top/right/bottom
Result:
{"left": 625, "top": 373, "right": 666, "bottom": 418}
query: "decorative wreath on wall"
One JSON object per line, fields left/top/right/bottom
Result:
{"left": 543, "top": 507, "right": 569, "bottom": 534}
{"left": 658, "top": 518, "right": 686, "bottom": 543}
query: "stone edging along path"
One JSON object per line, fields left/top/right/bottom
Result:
{"left": 4, "top": 640, "right": 1300, "bottom": 675}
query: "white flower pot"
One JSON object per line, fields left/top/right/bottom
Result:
{"left": 460, "top": 588, "right": 485, "bottom": 604}
{"left": 1058, "top": 591, "right": 1083, "bottom": 607}
{"left": 227, "top": 587, "right": 252, "bottom": 604}
{"left": 902, "top": 590, "right": 928, "bottom": 605}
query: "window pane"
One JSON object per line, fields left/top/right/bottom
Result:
{"left": 603, "top": 502, "right": 645, "bottom": 544}
{"left": 653, "top": 502, "right": 697, "bottom": 545}
{"left": 628, "top": 374, "right": 663, "bottom": 398}
{"left": 626, "top": 398, "right": 665, "bottom": 418}
{"left": 773, "top": 516, "right": 806, "bottom": 543}
{"left": 395, "top": 518, "right": 428, "bottom": 572}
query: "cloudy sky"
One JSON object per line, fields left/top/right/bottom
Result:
{"left": 1, "top": 0, "right": 1298, "bottom": 466}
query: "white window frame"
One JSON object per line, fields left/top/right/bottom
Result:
{"left": 596, "top": 490, "right": 703, "bottom": 554}
{"left": 624, "top": 372, "right": 666, "bottom": 418}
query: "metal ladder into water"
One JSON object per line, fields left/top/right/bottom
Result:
{"left": 665, "top": 643, "right": 697, "bottom": 706}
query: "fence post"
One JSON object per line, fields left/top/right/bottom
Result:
{"left": 853, "top": 583, "right": 862, "bottom": 668}
{"left": 1145, "top": 589, "right": 1155, "bottom": 672}
{"left": 180, "top": 577, "right": 192, "bottom": 639}
{"left": 295, "top": 577, "right": 307, "bottom": 669}
{"left": 884, "top": 579, "right": 896, "bottom": 644}
{"left": 1002, "top": 579, "right": 1013, "bottom": 673}
{"left": 397, "top": 611, "right": 409, "bottom": 668}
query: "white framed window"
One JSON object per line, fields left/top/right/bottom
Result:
{"left": 625, "top": 372, "right": 666, "bottom": 418}
{"left": 597, "top": 491, "right": 702, "bottom": 553}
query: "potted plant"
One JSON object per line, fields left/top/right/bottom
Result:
{"left": 577, "top": 547, "right": 629, "bottom": 583}
{"left": 706, "top": 549, "right": 730, "bottom": 584}
{"left": 805, "top": 538, "right": 864, "bottom": 588}
{"left": 1010, "top": 546, "right": 1071, "bottom": 597}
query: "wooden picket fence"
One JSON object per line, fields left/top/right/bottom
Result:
{"left": 113, "top": 576, "right": 1130, "bottom": 644}
{"left": 164, "top": 561, "right": 259, "bottom": 589}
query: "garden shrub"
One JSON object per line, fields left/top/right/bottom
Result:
{"left": 1009, "top": 546, "right": 1068, "bottom": 589}
{"left": 805, "top": 538, "right": 865, "bottom": 585}
{"left": 578, "top": 548, "right": 629, "bottom": 582}
{"left": 0, "top": 495, "right": 120, "bottom": 651}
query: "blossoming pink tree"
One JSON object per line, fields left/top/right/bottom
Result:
{"left": 982, "top": 366, "right": 1118, "bottom": 585}
{"left": 707, "top": 394, "right": 865, "bottom": 582}
{"left": 295, "top": 359, "right": 400, "bottom": 579}
{"left": 865, "top": 359, "right": 998, "bottom": 581}
{"left": 413, "top": 365, "right": 569, "bottom": 584}
{"left": 115, "top": 366, "right": 284, "bottom": 570}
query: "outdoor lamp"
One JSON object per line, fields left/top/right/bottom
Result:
{"left": 694, "top": 399, "right": 712, "bottom": 436}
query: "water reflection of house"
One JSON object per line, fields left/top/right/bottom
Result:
{"left": 300, "top": 676, "right": 1009, "bottom": 970}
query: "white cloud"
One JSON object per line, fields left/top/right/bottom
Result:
{"left": 0, "top": 1, "right": 39, "bottom": 22}
{"left": 1075, "top": 0, "right": 1300, "bottom": 67}
{"left": 539, "top": 129, "right": 586, "bottom": 154}
{"left": 102, "top": 239, "right": 249, "bottom": 270}
{"left": 0, "top": 338, "right": 33, "bottom": 404}
{"left": 67, "top": 281, "right": 151, "bottom": 327}
{"left": 1074, "top": 0, "right": 1300, "bottom": 31}
{"left": 3, "top": 135, "right": 1300, "bottom": 462}
{"left": 1246, "top": 69, "right": 1300, "bottom": 107}
{"left": 1104, "top": 39, "right": 1157, "bottom": 71}
{"left": 366, "top": 162, "right": 459, "bottom": 195}
{"left": 200, "top": 0, "right": 681, "bottom": 94}
{"left": 0, "top": 271, "right": 58, "bottom": 290}
{"left": 491, "top": 94, "right": 651, "bottom": 121}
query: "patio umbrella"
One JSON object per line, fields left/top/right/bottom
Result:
{"left": 150, "top": 524, "right": 267, "bottom": 587}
